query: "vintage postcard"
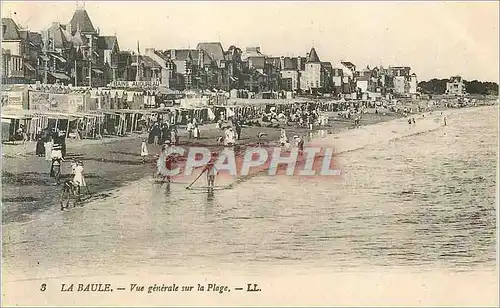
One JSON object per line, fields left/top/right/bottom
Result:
{"left": 1, "top": 0, "right": 498, "bottom": 306}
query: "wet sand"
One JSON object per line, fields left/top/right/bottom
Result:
{"left": 2, "top": 112, "right": 398, "bottom": 225}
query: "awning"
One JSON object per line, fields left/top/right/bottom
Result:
{"left": 92, "top": 69, "right": 103, "bottom": 74}
{"left": 50, "top": 53, "right": 67, "bottom": 63}
{"left": 49, "top": 72, "right": 70, "bottom": 80}
{"left": 24, "top": 62, "right": 35, "bottom": 71}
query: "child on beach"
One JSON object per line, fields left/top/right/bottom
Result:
{"left": 170, "top": 126, "right": 178, "bottom": 145}
{"left": 141, "top": 139, "right": 149, "bottom": 164}
{"left": 50, "top": 144, "right": 64, "bottom": 185}
{"left": 73, "top": 161, "right": 87, "bottom": 199}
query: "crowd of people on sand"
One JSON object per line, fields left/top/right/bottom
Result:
{"left": 147, "top": 105, "right": 317, "bottom": 190}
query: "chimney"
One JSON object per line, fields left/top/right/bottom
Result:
{"left": 256, "top": 47, "right": 260, "bottom": 54}
{"left": 52, "top": 22, "right": 60, "bottom": 28}
{"left": 170, "top": 50, "right": 175, "bottom": 59}
{"left": 280, "top": 56, "right": 285, "bottom": 70}
{"left": 145, "top": 48, "right": 154, "bottom": 56}
{"left": 297, "top": 57, "right": 302, "bottom": 70}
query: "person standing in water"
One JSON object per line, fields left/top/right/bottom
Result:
{"left": 202, "top": 152, "right": 218, "bottom": 191}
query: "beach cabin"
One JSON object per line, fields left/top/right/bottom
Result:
{"left": 1, "top": 84, "right": 30, "bottom": 110}
{"left": 1, "top": 112, "right": 32, "bottom": 143}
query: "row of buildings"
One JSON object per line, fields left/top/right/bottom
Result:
{"left": 2, "top": 6, "right": 419, "bottom": 98}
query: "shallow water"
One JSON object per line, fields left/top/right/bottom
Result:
{"left": 2, "top": 106, "right": 498, "bottom": 278}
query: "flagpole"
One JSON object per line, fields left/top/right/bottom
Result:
{"left": 136, "top": 40, "right": 140, "bottom": 82}
{"left": 74, "top": 59, "right": 77, "bottom": 86}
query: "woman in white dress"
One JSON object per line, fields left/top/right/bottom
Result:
{"left": 224, "top": 127, "right": 235, "bottom": 146}
{"left": 193, "top": 123, "right": 200, "bottom": 139}
{"left": 186, "top": 121, "right": 194, "bottom": 139}
{"left": 279, "top": 128, "right": 288, "bottom": 146}
{"left": 140, "top": 139, "right": 149, "bottom": 163}
{"left": 44, "top": 137, "right": 53, "bottom": 161}
{"left": 73, "top": 161, "right": 87, "bottom": 198}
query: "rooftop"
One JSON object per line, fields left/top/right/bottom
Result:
{"left": 69, "top": 8, "right": 96, "bottom": 35}
{"left": 2, "top": 18, "right": 21, "bottom": 41}
{"left": 306, "top": 47, "right": 321, "bottom": 63}
{"left": 196, "top": 42, "right": 225, "bottom": 62}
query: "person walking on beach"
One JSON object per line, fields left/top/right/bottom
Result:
{"left": 18, "top": 125, "right": 28, "bottom": 144}
{"left": 224, "top": 127, "right": 236, "bottom": 146}
{"left": 307, "top": 114, "right": 314, "bottom": 130}
{"left": 187, "top": 120, "right": 194, "bottom": 139}
{"left": 444, "top": 116, "right": 447, "bottom": 126}
{"left": 140, "top": 139, "right": 149, "bottom": 164}
{"left": 193, "top": 123, "right": 200, "bottom": 140}
{"left": 50, "top": 144, "right": 64, "bottom": 185}
{"left": 35, "top": 133, "right": 45, "bottom": 157}
{"left": 151, "top": 123, "right": 160, "bottom": 145}
{"left": 43, "top": 127, "right": 53, "bottom": 161}
{"left": 170, "top": 126, "right": 178, "bottom": 145}
{"left": 72, "top": 160, "right": 87, "bottom": 199}
{"left": 234, "top": 119, "right": 242, "bottom": 140}
{"left": 280, "top": 128, "right": 288, "bottom": 146}
{"left": 294, "top": 135, "right": 304, "bottom": 154}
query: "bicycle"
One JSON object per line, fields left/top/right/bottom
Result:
{"left": 59, "top": 179, "right": 92, "bottom": 211}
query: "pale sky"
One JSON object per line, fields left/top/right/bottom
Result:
{"left": 2, "top": 1, "right": 499, "bottom": 82}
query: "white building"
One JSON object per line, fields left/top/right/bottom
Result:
{"left": 356, "top": 76, "right": 369, "bottom": 93}
{"left": 145, "top": 48, "right": 174, "bottom": 88}
{"left": 409, "top": 73, "right": 418, "bottom": 94}
{"left": 446, "top": 76, "right": 466, "bottom": 96}
{"left": 300, "top": 47, "right": 323, "bottom": 93}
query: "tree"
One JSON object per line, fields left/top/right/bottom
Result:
{"left": 418, "top": 78, "right": 499, "bottom": 95}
